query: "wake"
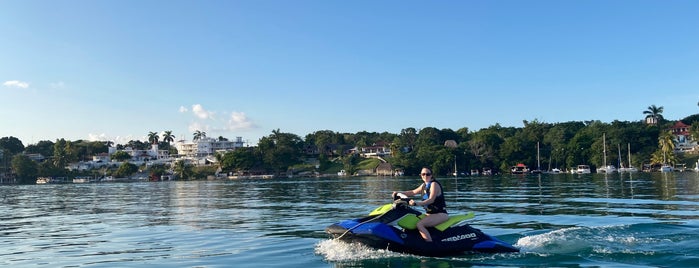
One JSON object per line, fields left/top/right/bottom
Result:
{"left": 314, "top": 239, "right": 403, "bottom": 261}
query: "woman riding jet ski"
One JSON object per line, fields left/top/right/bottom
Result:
{"left": 325, "top": 193, "right": 519, "bottom": 257}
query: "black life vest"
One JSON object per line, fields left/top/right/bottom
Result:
{"left": 422, "top": 180, "right": 447, "bottom": 214}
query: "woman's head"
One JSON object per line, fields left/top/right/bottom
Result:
{"left": 420, "top": 167, "right": 433, "bottom": 182}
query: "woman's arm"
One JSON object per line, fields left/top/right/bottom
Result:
{"left": 394, "top": 185, "right": 423, "bottom": 197}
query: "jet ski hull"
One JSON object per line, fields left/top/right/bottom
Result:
{"left": 326, "top": 218, "right": 519, "bottom": 256}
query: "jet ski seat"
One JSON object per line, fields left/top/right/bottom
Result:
{"left": 397, "top": 212, "right": 475, "bottom": 231}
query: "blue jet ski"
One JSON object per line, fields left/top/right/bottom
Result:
{"left": 325, "top": 194, "right": 519, "bottom": 256}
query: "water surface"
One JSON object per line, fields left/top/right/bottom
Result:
{"left": 2, "top": 172, "right": 699, "bottom": 267}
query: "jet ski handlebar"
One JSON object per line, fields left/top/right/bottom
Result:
{"left": 392, "top": 192, "right": 412, "bottom": 207}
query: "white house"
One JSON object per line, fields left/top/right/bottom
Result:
{"left": 175, "top": 137, "right": 245, "bottom": 157}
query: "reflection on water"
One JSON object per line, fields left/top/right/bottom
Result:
{"left": 1, "top": 172, "right": 699, "bottom": 267}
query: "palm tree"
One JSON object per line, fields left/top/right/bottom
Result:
{"left": 658, "top": 130, "right": 675, "bottom": 165}
{"left": 174, "top": 160, "right": 193, "bottom": 180}
{"left": 643, "top": 105, "right": 664, "bottom": 125}
{"left": 162, "top": 131, "right": 175, "bottom": 146}
{"left": 147, "top": 131, "right": 159, "bottom": 145}
{"left": 193, "top": 130, "right": 206, "bottom": 141}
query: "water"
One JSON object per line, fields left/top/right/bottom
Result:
{"left": 2, "top": 172, "right": 699, "bottom": 267}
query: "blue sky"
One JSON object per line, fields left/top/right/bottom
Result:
{"left": 2, "top": 0, "right": 698, "bottom": 146}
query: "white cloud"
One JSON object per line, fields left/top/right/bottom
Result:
{"left": 228, "top": 111, "right": 256, "bottom": 130}
{"left": 87, "top": 133, "right": 110, "bottom": 141}
{"left": 179, "top": 106, "right": 189, "bottom": 113}
{"left": 87, "top": 133, "right": 133, "bottom": 145}
{"left": 3, "top": 80, "right": 29, "bottom": 89}
{"left": 192, "top": 104, "right": 214, "bottom": 119}
{"left": 188, "top": 122, "right": 210, "bottom": 134}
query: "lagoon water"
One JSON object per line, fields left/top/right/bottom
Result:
{"left": 2, "top": 172, "right": 699, "bottom": 267}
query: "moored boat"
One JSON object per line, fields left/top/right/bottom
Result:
{"left": 597, "top": 165, "right": 617, "bottom": 173}
{"left": 660, "top": 164, "right": 673, "bottom": 172}
{"left": 576, "top": 165, "right": 591, "bottom": 174}
{"left": 511, "top": 163, "right": 528, "bottom": 174}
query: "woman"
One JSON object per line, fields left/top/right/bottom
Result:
{"left": 392, "top": 167, "right": 448, "bottom": 242}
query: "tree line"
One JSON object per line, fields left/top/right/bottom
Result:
{"left": 2, "top": 109, "right": 699, "bottom": 184}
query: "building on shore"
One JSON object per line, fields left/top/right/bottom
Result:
{"left": 175, "top": 137, "right": 245, "bottom": 157}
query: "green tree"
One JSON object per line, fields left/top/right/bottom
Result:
{"left": 24, "top": 140, "right": 55, "bottom": 157}
{"left": 399, "top": 127, "right": 418, "bottom": 152}
{"left": 148, "top": 164, "right": 168, "bottom": 181}
{"left": 37, "top": 161, "right": 65, "bottom": 177}
{"left": 654, "top": 130, "right": 676, "bottom": 165}
{"left": 643, "top": 105, "right": 664, "bottom": 124}
{"left": 53, "top": 139, "right": 68, "bottom": 168}
{"left": 11, "top": 154, "right": 38, "bottom": 184}
{"left": 162, "top": 131, "right": 175, "bottom": 145}
{"left": 114, "top": 162, "right": 138, "bottom": 178}
{"left": 416, "top": 127, "right": 441, "bottom": 148}
{"left": 257, "top": 129, "right": 303, "bottom": 174}
{"left": 124, "top": 140, "right": 149, "bottom": 150}
{"left": 306, "top": 130, "right": 336, "bottom": 157}
{"left": 111, "top": 151, "right": 132, "bottom": 162}
{"left": 690, "top": 122, "right": 699, "bottom": 142}
{"left": 0, "top": 136, "right": 25, "bottom": 156}
{"left": 148, "top": 131, "right": 160, "bottom": 144}
{"left": 174, "top": 160, "right": 194, "bottom": 180}
{"left": 220, "top": 148, "right": 256, "bottom": 174}
{"left": 193, "top": 130, "right": 206, "bottom": 141}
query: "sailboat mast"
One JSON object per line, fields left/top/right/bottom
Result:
{"left": 618, "top": 144, "right": 622, "bottom": 168}
{"left": 536, "top": 141, "right": 541, "bottom": 170}
{"left": 602, "top": 133, "right": 607, "bottom": 167}
{"left": 627, "top": 143, "right": 632, "bottom": 168}
{"left": 454, "top": 158, "right": 457, "bottom": 178}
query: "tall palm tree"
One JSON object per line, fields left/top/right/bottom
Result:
{"left": 147, "top": 131, "right": 160, "bottom": 145}
{"left": 658, "top": 130, "right": 675, "bottom": 165}
{"left": 643, "top": 105, "right": 664, "bottom": 125}
{"left": 162, "top": 131, "right": 175, "bottom": 146}
{"left": 193, "top": 130, "right": 206, "bottom": 141}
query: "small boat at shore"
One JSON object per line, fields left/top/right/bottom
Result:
{"left": 575, "top": 165, "right": 591, "bottom": 174}
{"left": 511, "top": 163, "right": 528, "bottom": 174}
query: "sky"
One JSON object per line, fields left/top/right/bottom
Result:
{"left": 1, "top": 0, "right": 698, "bottom": 146}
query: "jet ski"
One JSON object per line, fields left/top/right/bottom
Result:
{"left": 325, "top": 194, "right": 519, "bottom": 256}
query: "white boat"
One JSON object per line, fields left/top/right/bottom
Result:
{"left": 550, "top": 168, "right": 562, "bottom": 174}
{"left": 597, "top": 165, "right": 617, "bottom": 173}
{"left": 337, "top": 170, "right": 348, "bottom": 176}
{"left": 619, "top": 166, "right": 639, "bottom": 173}
{"left": 72, "top": 177, "right": 90, "bottom": 183}
{"left": 660, "top": 150, "right": 672, "bottom": 172}
{"left": 618, "top": 143, "right": 639, "bottom": 173}
{"left": 511, "top": 163, "right": 529, "bottom": 174}
{"left": 36, "top": 177, "right": 68, "bottom": 184}
{"left": 660, "top": 164, "right": 673, "bottom": 172}
{"left": 694, "top": 160, "right": 699, "bottom": 172}
{"left": 576, "top": 165, "right": 591, "bottom": 174}
{"left": 596, "top": 133, "right": 617, "bottom": 173}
